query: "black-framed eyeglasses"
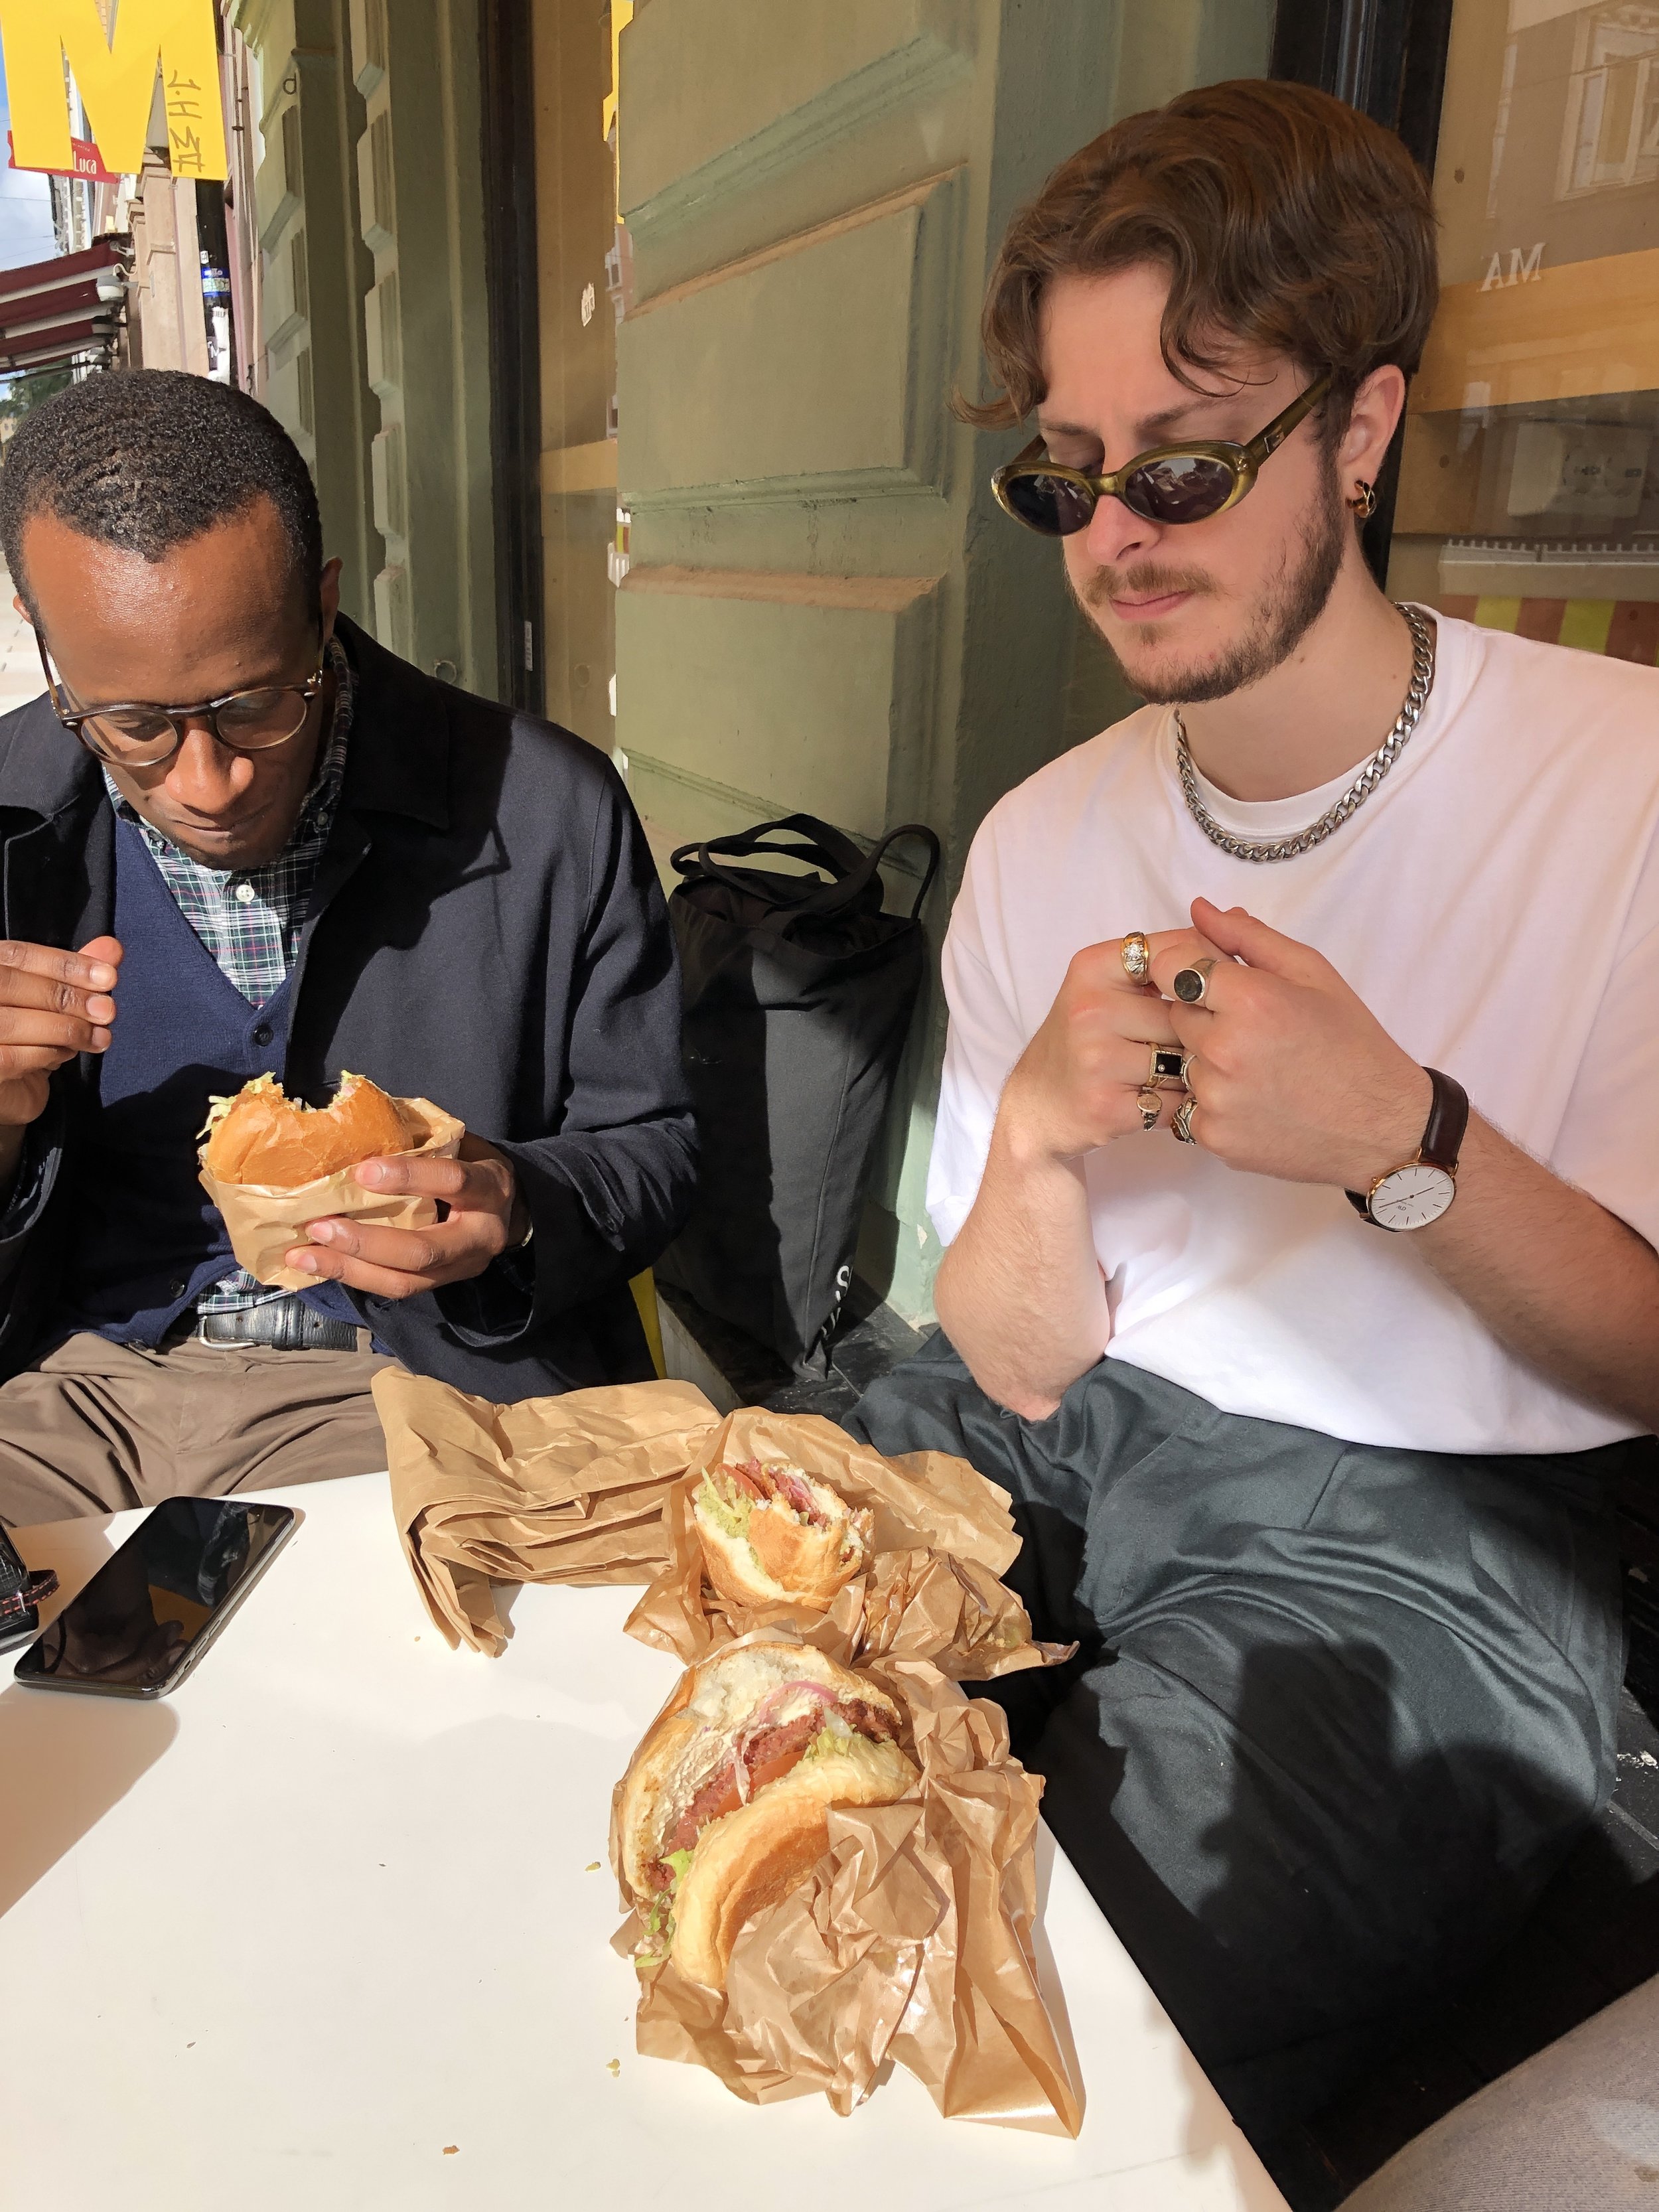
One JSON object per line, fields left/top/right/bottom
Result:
{"left": 35, "top": 629, "right": 326, "bottom": 769}
{"left": 991, "top": 372, "right": 1334, "bottom": 537}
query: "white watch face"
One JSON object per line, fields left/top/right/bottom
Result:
{"left": 1369, "top": 1162, "right": 1456, "bottom": 1231}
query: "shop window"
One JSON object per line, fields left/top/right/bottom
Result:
{"left": 1388, "top": 0, "right": 1659, "bottom": 663}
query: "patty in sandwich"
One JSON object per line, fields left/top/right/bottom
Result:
{"left": 201, "top": 1071, "right": 415, "bottom": 1187}
{"left": 616, "top": 1641, "right": 914, "bottom": 1990}
{"left": 693, "top": 1458, "right": 873, "bottom": 1613}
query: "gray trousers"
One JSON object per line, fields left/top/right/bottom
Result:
{"left": 846, "top": 1335, "right": 1636, "bottom": 2140}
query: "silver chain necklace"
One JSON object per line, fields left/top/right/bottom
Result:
{"left": 1173, "top": 601, "right": 1436, "bottom": 863}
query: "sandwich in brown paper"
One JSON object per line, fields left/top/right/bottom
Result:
{"left": 611, "top": 1635, "right": 1084, "bottom": 2137}
{"left": 374, "top": 1367, "right": 721, "bottom": 1654}
{"left": 624, "top": 1406, "right": 1075, "bottom": 1680}
{"left": 199, "top": 1094, "right": 465, "bottom": 1291}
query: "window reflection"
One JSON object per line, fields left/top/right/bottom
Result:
{"left": 1388, "top": 1, "right": 1659, "bottom": 662}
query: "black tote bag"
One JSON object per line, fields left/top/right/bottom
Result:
{"left": 658, "top": 812, "right": 940, "bottom": 1372}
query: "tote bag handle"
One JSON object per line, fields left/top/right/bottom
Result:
{"left": 670, "top": 814, "right": 940, "bottom": 928}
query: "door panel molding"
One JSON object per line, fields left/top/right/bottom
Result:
{"left": 616, "top": 573, "right": 940, "bottom": 837}
{"left": 628, "top": 166, "right": 963, "bottom": 316}
{"left": 622, "top": 564, "right": 940, "bottom": 612}
{"left": 621, "top": 172, "right": 960, "bottom": 505}
{"left": 622, "top": 0, "right": 974, "bottom": 245}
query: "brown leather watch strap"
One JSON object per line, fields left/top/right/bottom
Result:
{"left": 1418, "top": 1067, "right": 1469, "bottom": 1173}
{"left": 1345, "top": 1067, "right": 1469, "bottom": 1222}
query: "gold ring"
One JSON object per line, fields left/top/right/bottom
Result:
{"left": 1121, "top": 931, "right": 1152, "bottom": 984}
{"left": 1171, "top": 958, "right": 1216, "bottom": 1006}
{"left": 1136, "top": 1086, "right": 1161, "bottom": 1131}
{"left": 1147, "top": 1043, "right": 1187, "bottom": 1090}
{"left": 1172, "top": 1097, "right": 1198, "bottom": 1144}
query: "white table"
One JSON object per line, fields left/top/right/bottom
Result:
{"left": 1, "top": 1474, "right": 1289, "bottom": 2212}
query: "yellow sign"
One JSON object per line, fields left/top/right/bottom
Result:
{"left": 0, "top": 0, "right": 228, "bottom": 181}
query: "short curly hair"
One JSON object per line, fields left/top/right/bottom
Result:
{"left": 967, "top": 79, "right": 1439, "bottom": 431}
{"left": 0, "top": 368, "right": 323, "bottom": 614}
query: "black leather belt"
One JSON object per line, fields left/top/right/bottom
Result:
{"left": 196, "top": 1295, "right": 364, "bottom": 1353}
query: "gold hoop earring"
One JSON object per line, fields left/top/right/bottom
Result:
{"left": 1348, "top": 479, "right": 1377, "bottom": 520}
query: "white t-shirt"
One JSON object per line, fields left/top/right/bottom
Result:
{"left": 929, "top": 613, "right": 1659, "bottom": 1453}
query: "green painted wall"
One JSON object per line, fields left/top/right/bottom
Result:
{"left": 347, "top": 0, "right": 498, "bottom": 698}
{"left": 231, "top": 0, "right": 499, "bottom": 698}
{"left": 230, "top": 0, "right": 379, "bottom": 631}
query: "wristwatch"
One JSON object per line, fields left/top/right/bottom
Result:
{"left": 1345, "top": 1067, "right": 1468, "bottom": 1232}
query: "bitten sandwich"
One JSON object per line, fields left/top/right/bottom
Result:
{"left": 200, "top": 1072, "right": 415, "bottom": 1187}
{"left": 693, "top": 1457, "right": 873, "bottom": 1612}
{"left": 616, "top": 1641, "right": 915, "bottom": 1990}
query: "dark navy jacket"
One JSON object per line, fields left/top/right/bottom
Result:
{"left": 0, "top": 616, "right": 697, "bottom": 1398}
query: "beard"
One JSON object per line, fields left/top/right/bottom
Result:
{"left": 1074, "top": 458, "right": 1348, "bottom": 706}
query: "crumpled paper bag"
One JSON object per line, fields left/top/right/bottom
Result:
{"left": 198, "top": 1094, "right": 465, "bottom": 1290}
{"left": 374, "top": 1368, "right": 719, "bottom": 1655}
{"left": 613, "top": 1648, "right": 1084, "bottom": 2136}
{"left": 624, "top": 1407, "right": 1074, "bottom": 1680}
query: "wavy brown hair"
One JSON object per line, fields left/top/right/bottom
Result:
{"left": 966, "top": 79, "right": 1438, "bottom": 433}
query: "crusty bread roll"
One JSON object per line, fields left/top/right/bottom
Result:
{"left": 616, "top": 1641, "right": 914, "bottom": 1991}
{"left": 693, "top": 1458, "right": 873, "bottom": 1613}
{"left": 201, "top": 1071, "right": 415, "bottom": 1187}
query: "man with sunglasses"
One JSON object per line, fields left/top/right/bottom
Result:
{"left": 851, "top": 82, "right": 1659, "bottom": 2140}
{"left": 0, "top": 370, "right": 693, "bottom": 1524}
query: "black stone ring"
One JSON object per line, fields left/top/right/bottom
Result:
{"left": 1172, "top": 958, "right": 1216, "bottom": 1005}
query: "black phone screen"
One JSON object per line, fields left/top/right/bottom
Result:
{"left": 14, "top": 1498, "right": 295, "bottom": 1696}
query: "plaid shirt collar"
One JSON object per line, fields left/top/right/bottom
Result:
{"left": 102, "top": 636, "right": 356, "bottom": 1009}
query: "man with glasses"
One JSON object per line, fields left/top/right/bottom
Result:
{"left": 0, "top": 369, "right": 693, "bottom": 1524}
{"left": 850, "top": 82, "right": 1659, "bottom": 2138}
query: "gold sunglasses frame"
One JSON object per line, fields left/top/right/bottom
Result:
{"left": 991, "top": 371, "right": 1334, "bottom": 536}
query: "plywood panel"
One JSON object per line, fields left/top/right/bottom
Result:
{"left": 616, "top": 567, "right": 940, "bottom": 837}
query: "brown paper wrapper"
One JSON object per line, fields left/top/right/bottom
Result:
{"left": 375, "top": 1368, "right": 721, "bottom": 1655}
{"left": 611, "top": 1645, "right": 1084, "bottom": 2136}
{"left": 198, "top": 1096, "right": 466, "bottom": 1290}
{"left": 624, "top": 1406, "right": 1074, "bottom": 1681}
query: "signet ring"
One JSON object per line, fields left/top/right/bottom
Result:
{"left": 1171, "top": 958, "right": 1216, "bottom": 1005}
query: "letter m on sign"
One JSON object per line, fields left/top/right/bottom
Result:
{"left": 0, "top": 0, "right": 227, "bottom": 181}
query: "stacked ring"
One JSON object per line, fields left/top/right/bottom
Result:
{"left": 1172, "top": 1098, "right": 1198, "bottom": 1144}
{"left": 1121, "top": 931, "right": 1152, "bottom": 984}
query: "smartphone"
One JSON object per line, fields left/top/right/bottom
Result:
{"left": 14, "top": 1497, "right": 297, "bottom": 1699}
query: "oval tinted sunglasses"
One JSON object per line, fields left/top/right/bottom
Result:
{"left": 991, "top": 372, "right": 1333, "bottom": 537}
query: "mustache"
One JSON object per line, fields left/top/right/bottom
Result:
{"left": 1078, "top": 563, "right": 1216, "bottom": 611}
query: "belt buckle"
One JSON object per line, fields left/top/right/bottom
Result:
{"left": 196, "top": 1321, "right": 255, "bottom": 1349}
{"left": 195, "top": 1307, "right": 265, "bottom": 1350}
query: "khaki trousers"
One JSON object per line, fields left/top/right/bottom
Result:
{"left": 0, "top": 1331, "right": 394, "bottom": 1527}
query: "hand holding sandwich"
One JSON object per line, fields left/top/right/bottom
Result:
{"left": 286, "top": 1137, "right": 528, "bottom": 1299}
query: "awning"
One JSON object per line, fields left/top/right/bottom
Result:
{"left": 0, "top": 239, "right": 129, "bottom": 372}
